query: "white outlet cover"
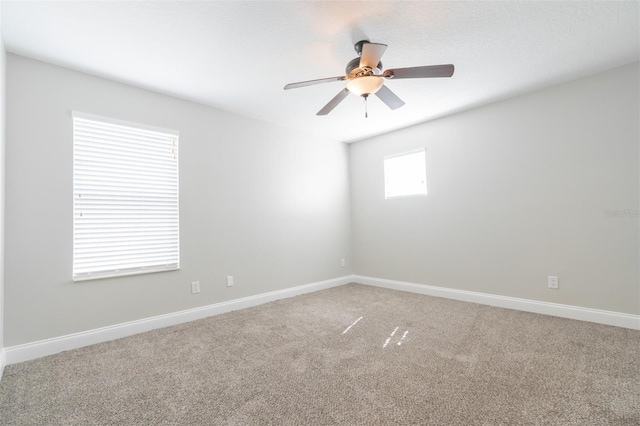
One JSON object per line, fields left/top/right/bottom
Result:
{"left": 548, "top": 276, "right": 559, "bottom": 289}
{"left": 226, "top": 276, "right": 234, "bottom": 287}
{"left": 191, "top": 281, "right": 200, "bottom": 294}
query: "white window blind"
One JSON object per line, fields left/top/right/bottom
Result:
{"left": 384, "top": 149, "right": 427, "bottom": 199}
{"left": 73, "top": 112, "right": 179, "bottom": 281}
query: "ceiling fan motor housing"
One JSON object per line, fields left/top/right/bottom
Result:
{"left": 346, "top": 40, "right": 383, "bottom": 78}
{"left": 345, "top": 57, "right": 383, "bottom": 78}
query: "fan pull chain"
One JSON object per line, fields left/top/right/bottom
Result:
{"left": 364, "top": 94, "right": 369, "bottom": 118}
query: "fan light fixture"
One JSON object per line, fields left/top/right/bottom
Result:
{"left": 346, "top": 76, "right": 384, "bottom": 96}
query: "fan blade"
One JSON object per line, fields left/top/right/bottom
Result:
{"left": 317, "top": 88, "right": 350, "bottom": 116}
{"left": 359, "top": 42, "right": 387, "bottom": 69}
{"left": 375, "top": 85, "right": 405, "bottom": 110}
{"left": 284, "top": 76, "right": 346, "bottom": 90}
{"left": 383, "top": 64, "right": 454, "bottom": 79}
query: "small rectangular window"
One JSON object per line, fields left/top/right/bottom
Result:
{"left": 384, "top": 149, "right": 427, "bottom": 199}
{"left": 73, "top": 112, "right": 180, "bottom": 281}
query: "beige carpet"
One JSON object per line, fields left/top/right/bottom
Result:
{"left": 1, "top": 283, "right": 638, "bottom": 425}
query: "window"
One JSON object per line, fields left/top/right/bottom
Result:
{"left": 384, "top": 149, "right": 427, "bottom": 199}
{"left": 73, "top": 112, "right": 179, "bottom": 281}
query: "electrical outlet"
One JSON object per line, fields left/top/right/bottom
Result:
{"left": 226, "top": 276, "right": 234, "bottom": 287}
{"left": 341, "top": 258, "right": 346, "bottom": 267}
{"left": 191, "top": 281, "right": 200, "bottom": 294}
{"left": 548, "top": 276, "right": 559, "bottom": 289}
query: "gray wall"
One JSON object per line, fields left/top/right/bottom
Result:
{"left": 0, "top": 5, "right": 6, "bottom": 362}
{"left": 350, "top": 62, "right": 639, "bottom": 315}
{"left": 5, "top": 54, "right": 352, "bottom": 346}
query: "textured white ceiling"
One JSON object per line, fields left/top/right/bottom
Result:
{"left": 2, "top": 1, "right": 639, "bottom": 143}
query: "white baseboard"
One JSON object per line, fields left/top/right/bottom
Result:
{"left": 0, "top": 348, "right": 6, "bottom": 381}
{"left": 353, "top": 275, "right": 640, "bottom": 330}
{"left": 4, "top": 275, "right": 352, "bottom": 366}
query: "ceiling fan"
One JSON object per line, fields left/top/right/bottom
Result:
{"left": 284, "top": 40, "right": 454, "bottom": 117}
